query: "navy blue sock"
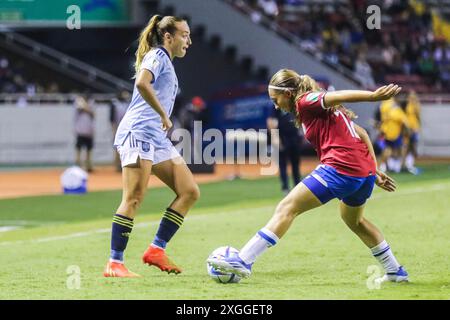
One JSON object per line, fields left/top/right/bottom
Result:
{"left": 110, "top": 214, "right": 134, "bottom": 262}
{"left": 152, "top": 208, "right": 184, "bottom": 249}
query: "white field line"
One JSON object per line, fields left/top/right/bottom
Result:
{"left": 0, "top": 209, "right": 269, "bottom": 247}
{"left": 0, "top": 226, "right": 21, "bottom": 232}
{"left": 0, "top": 182, "right": 448, "bottom": 246}
{"left": 0, "top": 220, "right": 62, "bottom": 226}
{"left": 0, "top": 220, "right": 63, "bottom": 233}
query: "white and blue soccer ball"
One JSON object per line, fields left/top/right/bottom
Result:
{"left": 207, "top": 246, "right": 241, "bottom": 284}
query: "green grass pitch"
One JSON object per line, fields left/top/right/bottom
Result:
{"left": 0, "top": 165, "right": 449, "bottom": 299}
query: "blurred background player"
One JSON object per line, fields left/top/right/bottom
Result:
{"left": 109, "top": 90, "right": 131, "bottom": 172}
{"left": 74, "top": 95, "right": 95, "bottom": 173}
{"left": 267, "top": 106, "right": 302, "bottom": 195}
{"left": 208, "top": 69, "right": 408, "bottom": 284}
{"left": 378, "top": 96, "right": 409, "bottom": 173}
{"left": 104, "top": 15, "right": 199, "bottom": 278}
{"left": 403, "top": 91, "right": 421, "bottom": 174}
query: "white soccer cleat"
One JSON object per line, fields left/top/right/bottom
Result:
{"left": 375, "top": 266, "right": 409, "bottom": 284}
{"left": 207, "top": 253, "right": 252, "bottom": 278}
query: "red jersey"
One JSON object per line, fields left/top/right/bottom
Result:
{"left": 296, "top": 91, "right": 376, "bottom": 177}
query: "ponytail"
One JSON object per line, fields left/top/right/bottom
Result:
{"left": 134, "top": 15, "right": 186, "bottom": 77}
{"left": 134, "top": 15, "right": 162, "bottom": 77}
{"left": 294, "top": 74, "right": 321, "bottom": 101}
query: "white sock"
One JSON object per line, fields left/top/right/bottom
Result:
{"left": 405, "top": 153, "right": 415, "bottom": 169}
{"left": 239, "top": 228, "right": 279, "bottom": 265}
{"left": 393, "top": 159, "right": 402, "bottom": 173}
{"left": 370, "top": 240, "right": 401, "bottom": 273}
{"left": 109, "top": 258, "right": 124, "bottom": 264}
{"left": 387, "top": 157, "right": 395, "bottom": 171}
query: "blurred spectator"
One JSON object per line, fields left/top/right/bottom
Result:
{"left": 230, "top": 0, "right": 449, "bottom": 93}
{"left": 74, "top": 95, "right": 95, "bottom": 173}
{"left": 418, "top": 50, "right": 437, "bottom": 85}
{"left": 354, "top": 53, "right": 376, "bottom": 89}
{"left": 109, "top": 90, "right": 130, "bottom": 172}
{"left": 175, "top": 96, "right": 209, "bottom": 164}
{"left": 0, "top": 55, "right": 69, "bottom": 96}
{"left": 267, "top": 108, "right": 302, "bottom": 194}
{"left": 257, "top": 0, "right": 279, "bottom": 19}
{"left": 47, "top": 82, "right": 60, "bottom": 93}
{"left": 178, "top": 96, "right": 209, "bottom": 133}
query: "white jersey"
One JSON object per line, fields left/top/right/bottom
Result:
{"left": 114, "top": 47, "right": 178, "bottom": 148}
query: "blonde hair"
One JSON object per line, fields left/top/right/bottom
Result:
{"left": 134, "top": 15, "right": 185, "bottom": 77}
{"left": 269, "top": 68, "right": 357, "bottom": 126}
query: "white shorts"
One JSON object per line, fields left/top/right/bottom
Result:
{"left": 116, "top": 132, "right": 181, "bottom": 167}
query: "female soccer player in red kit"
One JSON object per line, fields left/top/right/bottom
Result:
{"left": 208, "top": 69, "right": 408, "bottom": 283}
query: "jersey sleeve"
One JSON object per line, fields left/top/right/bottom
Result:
{"left": 296, "top": 91, "right": 327, "bottom": 117}
{"left": 140, "top": 50, "right": 164, "bottom": 84}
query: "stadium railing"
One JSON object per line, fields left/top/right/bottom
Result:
{"left": 0, "top": 93, "right": 116, "bottom": 105}
{"left": 0, "top": 29, "right": 133, "bottom": 93}
{"left": 222, "top": 0, "right": 362, "bottom": 86}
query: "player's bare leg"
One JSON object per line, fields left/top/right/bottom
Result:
{"left": 116, "top": 158, "right": 152, "bottom": 219}
{"left": 380, "top": 146, "right": 392, "bottom": 172}
{"left": 152, "top": 157, "right": 200, "bottom": 214}
{"left": 208, "top": 182, "right": 322, "bottom": 277}
{"left": 75, "top": 148, "right": 82, "bottom": 167}
{"left": 142, "top": 157, "right": 200, "bottom": 274}
{"left": 104, "top": 158, "right": 152, "bottom": 278}
{"left": 340, "top": 202, "right": 408, "bottom": 282}
{"left": 265, "top": 182, "right": 322, "bottom": 238}
{"left": 86, "top": 150, "right": 93, "bottom": 172}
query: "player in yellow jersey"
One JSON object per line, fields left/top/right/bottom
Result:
{"left": 374, "top": 98, "right": 393, "bottom": 172}
{"left": 402, "top": 91, "right": 421, "bottom": 174}
{"left": 379, "top": 97, "right": 409, "bottom": 173}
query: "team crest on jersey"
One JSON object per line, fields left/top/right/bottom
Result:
{"left": 142, "top": 142, "right": 150, "bottom": 152}
{"left": 306, "top": 92, "right": 320, "bottom": 102}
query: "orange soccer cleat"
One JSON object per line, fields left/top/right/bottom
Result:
{"left": 142, "top": 246, "right": 182, "bottom": 274}
{"left": 103, "top": 261, "right": 141, "bottom": 278}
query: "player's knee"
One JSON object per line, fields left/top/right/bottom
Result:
{"left": 181, "top": 185, "right": 200, "bottom": 203}
{"left": 125, "top": 191, "right": 145, "bottom": 209}
{"left": 188, "top": 185, "right": 201, "bottom": 202}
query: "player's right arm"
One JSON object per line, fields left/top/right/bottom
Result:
{"left": 323, "top": 84, "right": 402, "bottom": 108}
{"left": 135, "top": 69, "right": 172, "bottom": 131}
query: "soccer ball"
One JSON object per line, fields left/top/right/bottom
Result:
{"left": 207, "top": 246, "right": 241, "bottom": 284}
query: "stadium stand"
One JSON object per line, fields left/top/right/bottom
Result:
{"left": 228, "top": 0, "right": 450, "bottom": 92}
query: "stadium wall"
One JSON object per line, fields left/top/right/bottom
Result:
{"left": 0, "top": 105, "right": 113, "bottom": 165}
{"left": 419, "top": 104, "right": 450, "bottom": 157}
{"left": 1, "top": 102, "right": 450, "bottom": 165}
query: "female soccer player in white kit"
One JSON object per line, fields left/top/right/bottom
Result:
{"left": 104, "top": 15, "right": 200, "bottom": 277}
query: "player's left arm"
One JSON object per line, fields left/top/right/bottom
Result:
{"left": 354, "top": 124, "right": 396, "bottom": 192}
{"left": 323, "top": 84, "right": 402, "bottom": 108}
